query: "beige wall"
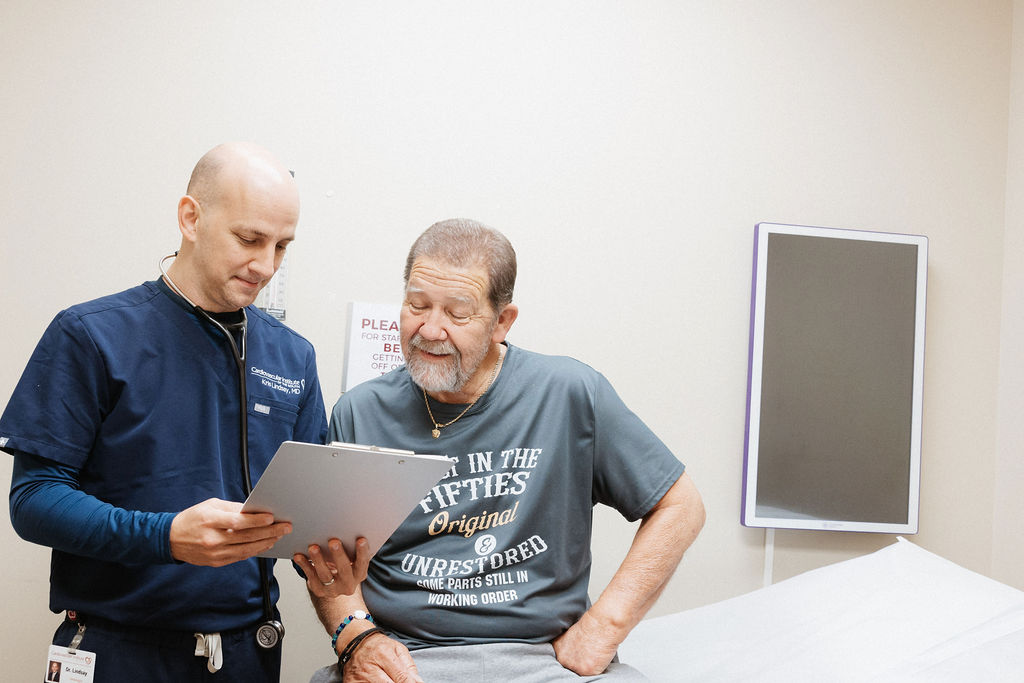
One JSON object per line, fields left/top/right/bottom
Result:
{"left": 995, "top": 0, "right": 1024, "bottom": 587}
{"left": 0, "top": 1, "right": 1019, "bottom": 680}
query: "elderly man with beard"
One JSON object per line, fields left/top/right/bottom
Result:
{"left": 304, "top": 219, "right": 705, "bottom": 683}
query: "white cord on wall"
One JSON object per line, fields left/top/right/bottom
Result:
{"left": 763, "top": 527, "right": 775, "bottom": 588}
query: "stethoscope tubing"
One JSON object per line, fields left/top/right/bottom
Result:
{"left": 159, "top": 253, "right": 281, "bottom": 648}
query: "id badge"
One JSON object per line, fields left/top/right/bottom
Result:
{"left": 45, "top": 644, "right": 96, "bottom": 682}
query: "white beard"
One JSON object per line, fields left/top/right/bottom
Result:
{"left": 405, "top": 332, "right": 491, "bottom": 394}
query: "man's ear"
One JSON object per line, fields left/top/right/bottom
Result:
{"left": 492, "top": 303, "right": 519, "bottom": 343}
{"left": 177, "top": 195, "right": 201, "bottom": 243}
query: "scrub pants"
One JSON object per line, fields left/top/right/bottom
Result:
{"left": 53, "top": 613, "right": 282, "bottom": 683}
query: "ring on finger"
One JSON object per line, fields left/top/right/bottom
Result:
{"left": 321, "top": 577, "right": 336, "bottom": 587}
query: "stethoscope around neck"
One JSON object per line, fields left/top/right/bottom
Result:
{"left": 159, "top": 253, "right": 284, "bottom": 649}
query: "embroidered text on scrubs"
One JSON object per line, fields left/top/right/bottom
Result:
{"left": 249, "top": 367, "right": 305, "bottom": 394}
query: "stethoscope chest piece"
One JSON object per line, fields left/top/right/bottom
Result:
{"left": 256, "top": 620, "right": 285, "bottom": 649}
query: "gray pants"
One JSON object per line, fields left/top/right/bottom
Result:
{"left": 309, "top": 641, "right": 649, "bottom": 682}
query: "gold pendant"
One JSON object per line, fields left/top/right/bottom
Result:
{"left": 432, "top": 428, "right": 441, "bottom": 438}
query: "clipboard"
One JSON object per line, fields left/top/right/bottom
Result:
{"left": 242, "top": 440, "right": 453, "bottom": 559}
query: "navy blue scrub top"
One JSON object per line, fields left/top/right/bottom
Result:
{"left": 0, "top": 279, "right": 328, "bottom": 630}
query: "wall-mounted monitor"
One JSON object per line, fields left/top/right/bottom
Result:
{"left": 742, "top": 223, "right": 928, "bottom": 533}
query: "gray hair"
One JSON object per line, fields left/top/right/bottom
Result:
{"left": 403, "top": 219, "right": 517, "bottom": 311}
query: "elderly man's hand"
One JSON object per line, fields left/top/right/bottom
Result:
{"left": 339, "top": 630, "right": 423, "bottom": 683}
{"left": 551, "top": 610, "right": 621, "bottom": 676}
{"left": 293, "top": 538, "right": 370, "bottom": 598}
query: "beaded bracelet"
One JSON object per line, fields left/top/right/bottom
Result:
{"left": 331, "top": 611, "right": 375, "bottom": 652}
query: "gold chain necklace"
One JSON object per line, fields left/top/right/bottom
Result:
{"left": 423, "top": 348, "right": 503, "bottom": 438}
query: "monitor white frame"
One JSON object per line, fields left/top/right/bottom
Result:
{"left": 742, "top": 222, "right": 928, "bottom": 533}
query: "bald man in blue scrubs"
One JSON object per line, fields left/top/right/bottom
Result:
{"left": 1, "top": 142, "right": 365, "bottom": 682}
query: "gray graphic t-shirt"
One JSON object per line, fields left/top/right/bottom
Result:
{"left": 328, "top": 343, "right": 685, "bottom": 650}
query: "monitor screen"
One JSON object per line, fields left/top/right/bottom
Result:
{"left": 742, "top": 223, "right": 928, "bottom": 533}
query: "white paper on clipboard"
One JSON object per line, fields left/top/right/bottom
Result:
{"left": 242, "top": 441, "right": 454, "bottom": 559}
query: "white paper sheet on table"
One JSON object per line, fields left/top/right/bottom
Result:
{"left": 618, "top": 538, "right": 1024, "bottom": 682}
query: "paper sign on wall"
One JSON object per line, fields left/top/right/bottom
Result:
{"left": 256, "top": 252, "right": 288, "bottom": 321}
{"left": 343, "top": 302, "right": 404, "bottom": 392}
